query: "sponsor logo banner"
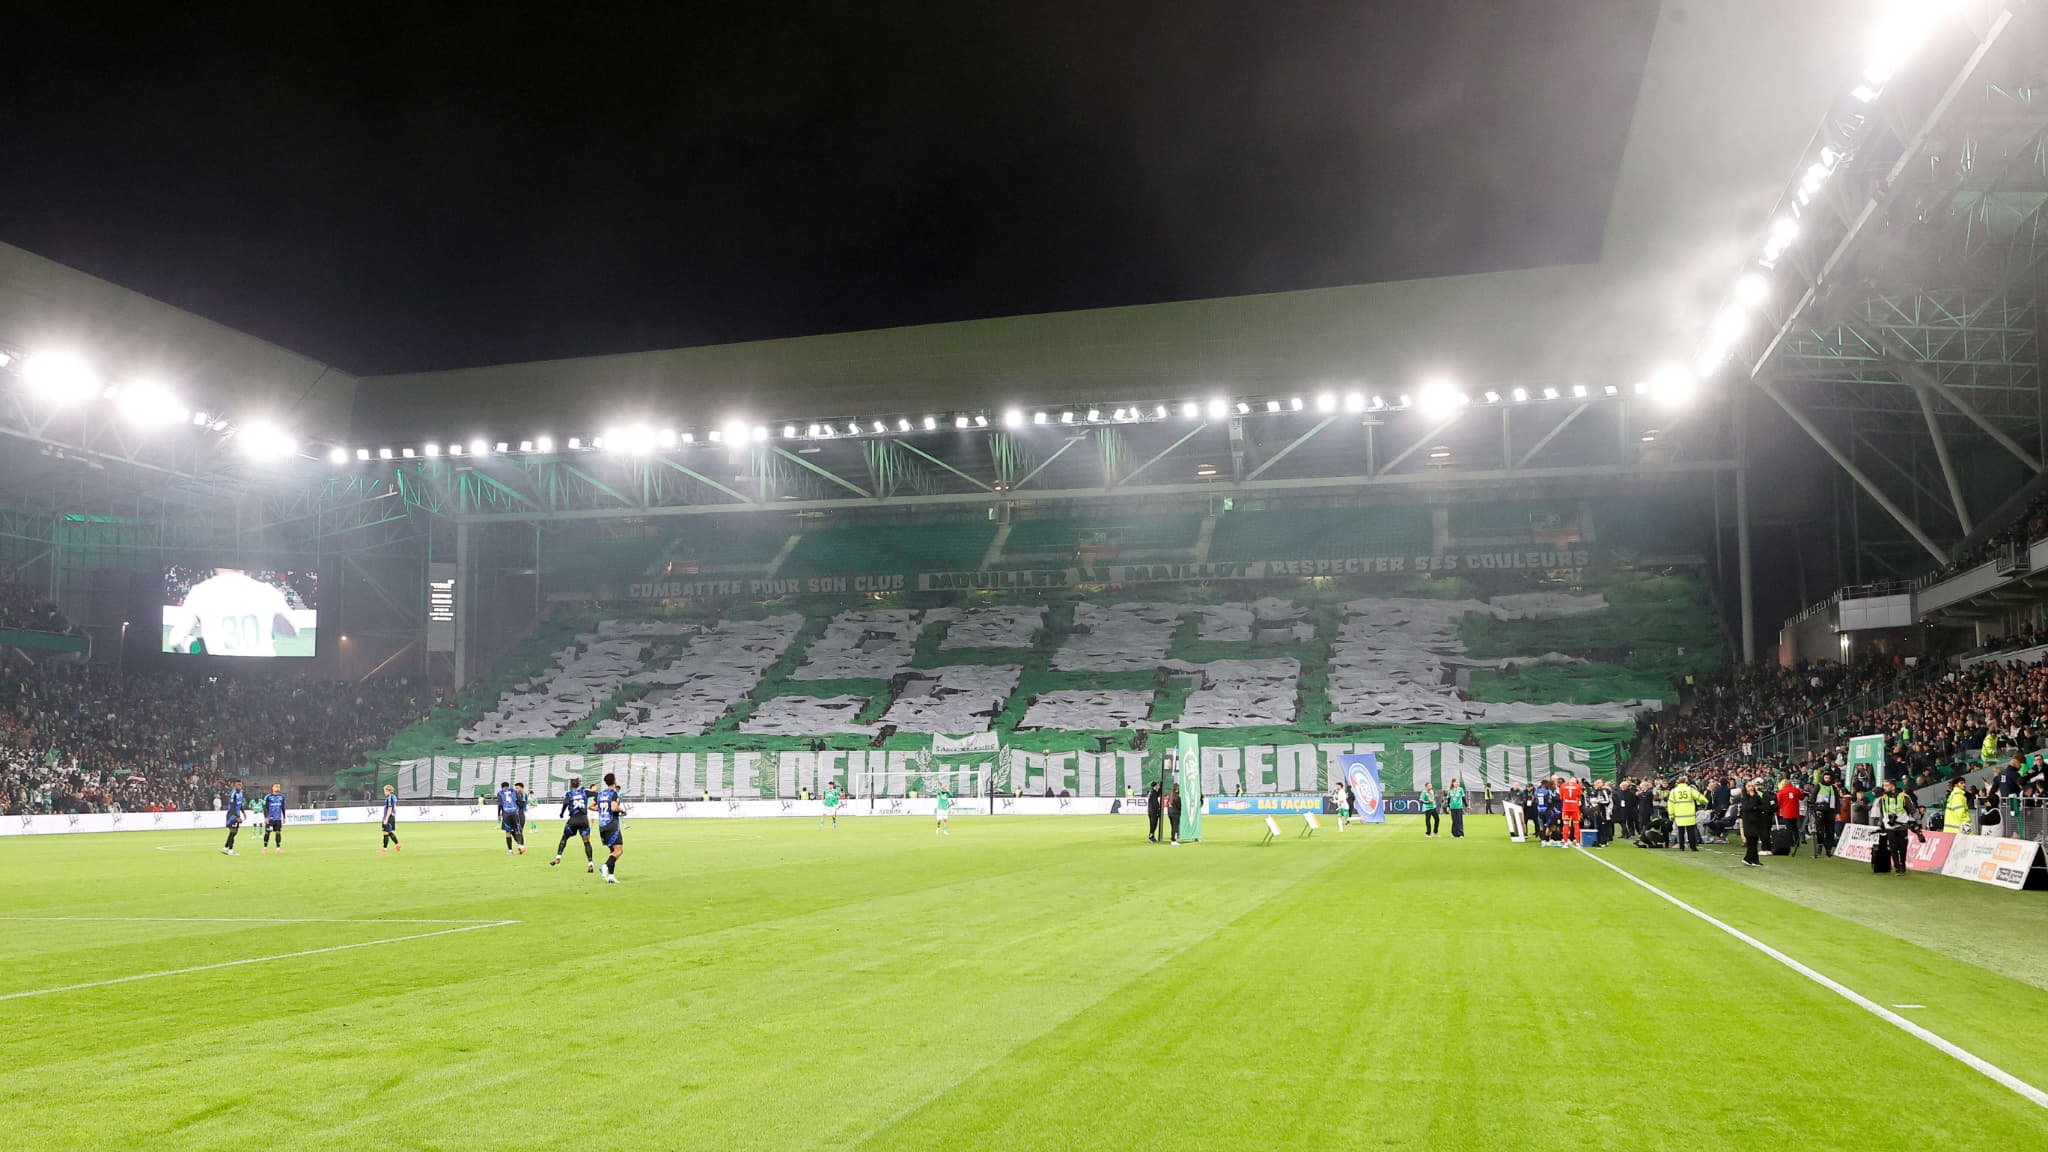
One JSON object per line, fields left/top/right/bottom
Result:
{"left": 1205, "top": 794, "right": 1325, "bottom": 815}
{"left": 1836, "top": 823, "right": 1879, "bottom": 863}
{"left": 1940, "top": 834, "right": 2043, "bottom": 891}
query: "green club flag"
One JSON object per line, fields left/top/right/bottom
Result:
{"left": 1176, "top": 731, "right": 1202, "bottom": 842}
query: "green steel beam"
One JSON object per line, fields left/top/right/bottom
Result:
{"left": 458, "top": 458, "right": 1738, "bottom": 524}
{"left": 1112, "top": 424, "right": 1206, "bottom": 487}
{"left": 890, "top": 438, "right": 992, "bottom": 491}
{"left": 772, "top": 446, "right": 871, "bottom": 498}
{"left": 1244, "top": 417, "right": 1334, "bottom": 481}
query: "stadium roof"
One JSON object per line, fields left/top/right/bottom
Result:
{"left": 0, "top": 0, "right": 1868, "bottom": 445}
{"left": 345, "top": 0, "right": 1872, "bottom": 438}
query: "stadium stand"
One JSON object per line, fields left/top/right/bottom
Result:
{"left": 1000, "top": 514, "right": 1204, "bottom": 559}
{"left": 0, "top": 660, "right": 435, "bottom": 814}
{"left": 0, "top": 569, "right": 70, "bottom": 634}
{"left": 779, "top": 520, "right": 995, "bottom": 577}
{"left": 1205, "top": 505, "right": 1433, "bottom": 562}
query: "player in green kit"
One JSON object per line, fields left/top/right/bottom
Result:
{"left": 821, "top": 783, "right": 841, "bottom": 829}
{"left": 935, "top": 786, "right": 951, "bottom": 835}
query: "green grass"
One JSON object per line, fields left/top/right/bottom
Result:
{"left": 4, "top": 818, "right": 2047, "bottom": 1149}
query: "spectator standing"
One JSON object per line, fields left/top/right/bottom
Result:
{"left": 1420, "top": 781, "right": 1439, "bottom": 838}
{"left": 1446, "top": 778, "right": 1467, "bottom": 838}
{"left": 1738, "top": 780, "right": 1771, "bottom": 868}
{"left": 1775, "top": 777, "right": 1804, "bottom": 850}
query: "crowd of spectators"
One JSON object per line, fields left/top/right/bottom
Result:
{"left": 1646, "top": 660, "right": 1916, "bottom": 768}
{"left": 1657, "top": 657, "right": 2048, "bottom": 804}
{"left": 1925, "top": 490, "right": 2048, "bottom": 583}
{"left": 0, "top": 568, "right": 69, "bottom": 634}
{"left": 0, "top": 659, "right": 438, "bottom": 815}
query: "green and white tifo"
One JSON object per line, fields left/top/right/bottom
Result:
{"left": 4, "top": 816, "right": 2047, "bottom": 1151}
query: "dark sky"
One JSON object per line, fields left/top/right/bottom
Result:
{"left": 2, "top": 1, "right": 1658, "bottom": 376}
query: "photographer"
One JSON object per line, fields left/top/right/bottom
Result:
{"left": 1810, "top": 769, "right": 1843, "bottom": 859}
{"left": 1873, "top": 779, "right": 1917, "bottom": 878}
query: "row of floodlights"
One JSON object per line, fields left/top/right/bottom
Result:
{"left": 3, "top": 348, "right": 301, "bottom": 458}
{"left": 1695, "top": 1, "right": 1951, "bottom": 376}
{"left": 318, "top": 374, "right": 1700, "bottom": 465}
{"left": 3, "top": 345, "right": 1700, "bottom": 470}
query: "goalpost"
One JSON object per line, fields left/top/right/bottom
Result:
{"left": 853, "top": 763, "right": 993, "bottom": 807}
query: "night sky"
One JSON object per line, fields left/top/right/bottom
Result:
{"left": 2, "top": 2, "right": 1658, "bottom": 375}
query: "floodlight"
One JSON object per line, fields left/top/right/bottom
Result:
{"left": 1206, "top": 398, "right": 1227, "bottom": 419}
{"left": 327, "top": 447, "right": 348, "bottom": 465}
{"left": 117, "top": 380, "right": 186, "bottom": 425}
{"left": 1289, "top": 397, "right": 1303, "bottom": 411}
{"left": 564, "top": 438, "right": 578, "bottom": 451}
{"left": 1541, "top": 387, "right": 1559, "bottom": 400}
{"left": 355, "top": 447, "right": 371, "bottom": 461}
{"left": 1060, "top": 411, "right": 1075, "bottom": 424}
{"left": 1603, "top": 385, "right": 1618, "bottom": 397}
{"left": 1417, "top": 379, "right": 1458, "bottom": 420}
{"left": 1343, "top": 393, "right": 1365, "bottom": 413}
{"left": 724, "top": 420, "right": 751, "bottom": 444}
{"left": 536, "top": 436, "right": 554, "bottom": 452}
{"left": 955, "top": 416, "right": 970, "bottom": 429}
{"left": 470, "top": 439, "right": 490, "bottom": 456}
{"left": 1265, "top": 400, "right": 1280, "bottom": 413}
{"left": 898, "top": 418, "right": 913, "bottom": 432}
{"left": 1571, "top": 384, "right": 1588, "bottom": 399}
{"left": 977, "top": 414, "right": 991, "bottom": 427}
{"left": 874, "top": 420, "right": 888, "bottom": 434}
{"left": 379, "top": 447, "right": 394, "bottom": 460}
{"left": 680, "top": 432, "right": 695, "bottom": 444}
{"left": 449, "top": 443, "right": 465, "bottom": 456}
{"left": 1085, "top": 409, "right": 1099, "bottom": 423}
{"left": 1370, "top": 395, "right": 1386, "bottom": 409}
{"left": 1003, "top": 410, "right": 1023, "bottom": 428}
{"left": 1315, "top": 393, "right": 1336, "bottom": 413}
{"left": 241, "top": 420, "right": 297, "bottom": 460}
{"left": 784, "top": 424, "right": 799, "bottom": 439}
{"left": 424, "top": 443, "right": 442, "bottom": 456}
{"left": 807, "top": 424, "right": 822, "bottom": 437}
{"left": 1736, "top": 273, "right": 1769, "bottom": 307}
{"left": 1182, "top": 401, "right": 1200, "bottom": 419}
{"left": 22, "top": 351, "right": 97, "bottom": 404}
{"left": 518, "top": 440, "right": 533, "bottom": 453}
{"left": 1033, "top": 411, "right": 1049, "bottom": 425}
{"left": 402, "top": 447, "right": 416, "bottom": 458}
{"left": 1651, "top": 364, "right": 1698, "bottom": 409}
{"left": 752, "top": 425, "right": 768, "bottom": 441}
{"left": 1236, "top": 401, "right": 1252, "bottom": 415}
{"left": 1152, "top": 405, "right": 1166, "bottom": 419}
{"left": 844, "top": 422, "right": 859, "bottom": 436}
{"left": 1511, "top": 388, "right": 1528, "bottom": 402}
{"left": 1483, "top": 391, "right": 1500, "bottom": 404}
{"left": 192, "top": 411, "right": 211, "bottom": 427}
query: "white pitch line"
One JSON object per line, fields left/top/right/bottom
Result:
{"left": 1576, "top": 847, "right": 2048, "bottom": 1110}
{"left": 0, "top": 916, "right": 505, "bottom": 925}
{"left": 0, "top": 920, "right": 518, "bottom": 1003}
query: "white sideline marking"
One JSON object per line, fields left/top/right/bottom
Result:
{"left": 1576, "top": 847, "right": 2048, "bottom": 1111}
{"left": 0, "top": 916, "right": 503, "bottom": 924}
{"left": 1895, "top": 1004, "right": 1927, "bottom": 1010}
{"left": 0, "top": 920, "right": 518, "bottom": 1002}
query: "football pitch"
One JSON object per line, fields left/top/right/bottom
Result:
{"left": 4, "top": 816, "right": 2047, "bottom": 1150}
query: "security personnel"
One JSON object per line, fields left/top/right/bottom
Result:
{"left": 1981, "top": 730, "right": 2000, "bottom": 766}
{"left": 1943, "top": 780, "right": 1969, "bottom": 835}
{"left": 1667, "top": 775, "right": 1708, "bottom": 852}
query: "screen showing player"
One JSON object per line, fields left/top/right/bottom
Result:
{"left": 160, "top": 565, "right": 319, "bottom": 657}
